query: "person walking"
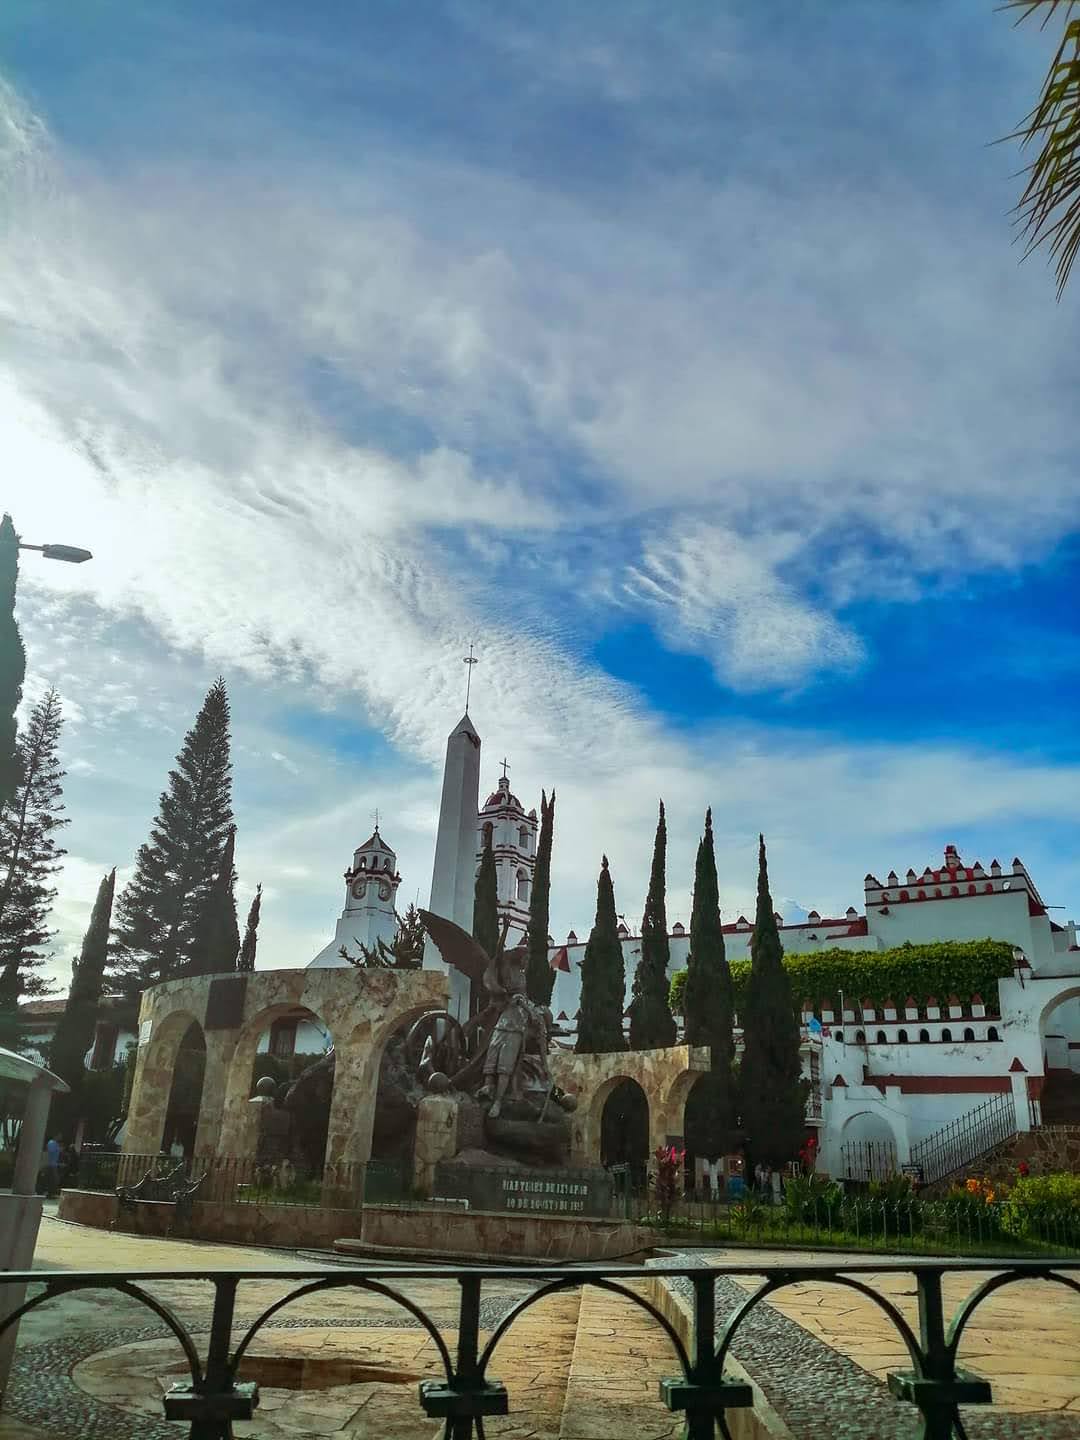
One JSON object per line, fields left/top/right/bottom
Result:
{"left": 43, "top": 1135, "right": 62, "bottom": 1197}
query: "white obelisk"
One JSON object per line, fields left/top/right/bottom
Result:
{"left": 425, "top": 651, "right": 482, "bottom": 1018}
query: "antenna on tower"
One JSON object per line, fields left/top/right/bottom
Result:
{"left": 463, "top": 642, "right": 478, "bottom": 713}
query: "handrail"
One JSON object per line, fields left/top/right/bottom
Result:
{"left": 1, "top": 1259, "right": 1077, "bottom": 1439}
{"left": 910, "top": 1091, "right": 1017, "bottom": 1187}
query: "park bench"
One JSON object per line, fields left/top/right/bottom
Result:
{"left": 114, "top": 1162, "right": 206, "bottom": 1235}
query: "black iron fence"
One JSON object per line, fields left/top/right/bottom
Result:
{"left": 70, "top": 1152, "right": 1080, "bottom": 1258}
{"left": 1, "top": 1258, "right": 1077, "bottom": 1439}
{"left": 840, "top": 1136, "right": 899, "bottom": 1182}
{"left": 73, "top": 1151, "right": 409, "bottom": 1208}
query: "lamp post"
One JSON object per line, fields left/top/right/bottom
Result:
{"left": 16, "top": 541, "right": 93, "bottom": 564}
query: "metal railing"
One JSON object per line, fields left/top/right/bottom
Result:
{"left": 66, "top": 1153, "right": 1080, "bottom": 1257}
{"left": 910, "top": 1093, "right": 1017, "bottom": 1187}
{"left": 72, "top": 1152, "right": 409, "bottom": 1208}
{"left": 1, "top": 1258, "right": 1077, "bottom": 1439}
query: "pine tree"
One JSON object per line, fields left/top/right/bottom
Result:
{"left": 344, "top": 902, "right": 427, "bottom": 970}
{"left": 48, "top": 868, "right": 116, "bottom": 1119}
{"left": 0, "top": 515, "right": 25, "bottom": 810}
{"left": 472, "top": 824, "right": 500, "bottom": 961}
{"left": 113, "top": 678, "right": 235, "bottom": 992}
{"left": 683, "top": 808, "right": 738, "bottom": 1159}
{"left": 237, "top": 883, "right": 262, "bottom": 971}
{"left": 739, "top": 834, "right": 808, "bottom": 1170}
{"left": 628, "top": 801, "right": 677, "bottom": 1050}
{"left": 525, "top": 789, "right": 556, "bottom": 1004}
{"left": 0, "top": 688, "right": 67, "bottom": 1047}
{"left": 576, "top": 856, "right": 626, "bottom": 1053}
{"left": 190, "top": 825, "right": 239, "bottom": 975}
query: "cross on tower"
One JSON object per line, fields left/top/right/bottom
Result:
{"left": 462, "top": 642, "right": 478, "bottom": 713}
{"left": 500, "top": 757, "right": 510, "bottom": 781}
{"left": 371, "top": 807, "right": 380, "bottom": 833}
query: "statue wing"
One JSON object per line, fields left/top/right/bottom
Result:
{"left": 418, "top": 909, "right": 490, "bottom": 985}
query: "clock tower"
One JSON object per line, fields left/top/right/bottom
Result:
{"left": 308, "top": 827, "right": 401, "bottom": 968}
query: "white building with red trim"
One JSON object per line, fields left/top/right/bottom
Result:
{"left": 545, "top": 844, "right": 1080, "bottom": 1180}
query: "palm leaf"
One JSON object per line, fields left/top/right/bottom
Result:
{"left": 1002, "top": 1, "right": 1080, "bottom": 298}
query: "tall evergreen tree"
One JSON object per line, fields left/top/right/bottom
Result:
{"left": 683, "top": 808, "right": 738, "bottom": 1158}
{"left": 191, "top": 825, "right": 239, "bottom": 975}
{"left": 739, "top": 835, "right": 808, "bottom": 1170}
{"left": 472, "top": 825, "right": 499, "bottom": 961}
{"left": 576, "top": 856, "right": 626, "bottom": 1053}
{"left": 0, "top": 515, "right": 25, "bottom": 810}
{"left": 628, "top": 801, "right": 677, "bottom": 1050}
{"left": 237, "top": 883, "right": 262, "bottom": 971}
{"left": 48, "top": 868, "right": 116, "bottom": 1120}
{"left": 113, "top": 678, "right": 235, "bottom": 992}
{"left": 0, "top": 688, "right": 67, "bottom": 1047}
{"left": 525, "top": 789, "right": 556, "bottom": 1005}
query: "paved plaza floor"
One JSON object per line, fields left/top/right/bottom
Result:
{"left": 0, "top": 1215, "right": 1077, "bottom": 1438}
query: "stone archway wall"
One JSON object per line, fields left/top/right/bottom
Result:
{"left": 125, "top": 967, "right": 447, "bottom": 1165}
{"left": 549, "top": 1044, "right": 709, "bottom": 1165}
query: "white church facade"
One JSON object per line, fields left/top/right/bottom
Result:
{"left": 309, "top": 707, "right": 1080, "bottom": 1182}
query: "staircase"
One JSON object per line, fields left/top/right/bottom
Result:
{"left": 910, "top": 1091, "right": 1017, "bottom": 1189}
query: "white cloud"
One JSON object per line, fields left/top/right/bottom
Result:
{"left": 624, "top": 525, "right": 862, "bottom": 688}
{"left": 2, "top": 61, "right": 1080, "bottom": 989}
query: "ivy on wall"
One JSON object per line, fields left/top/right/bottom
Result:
{"left": 669, "top": 938, "right": 1014, "bottom": 1019}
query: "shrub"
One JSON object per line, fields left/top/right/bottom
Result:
{"left": 670, "top": 938, "right": 1013, "bottom": 1019}
{"left": 651, "top": 1146, "right": 685, "bottom": 1226}
{"left": 784, "top": 1173, "right": 841, "bottom": 1224}
{"left": 868, "top": 1174, "right": 918, "bottom": 1206}
{"left": 1000, "top": 1173, "right": 1080, "bottom": 1243}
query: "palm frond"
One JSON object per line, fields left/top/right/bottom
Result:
{"left": 1002, "top": 1, "right": 1080, "bottom": 298}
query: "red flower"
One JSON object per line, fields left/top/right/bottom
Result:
{"left": 1017, "top": 1160, "right": 1030, "bottom": 1178}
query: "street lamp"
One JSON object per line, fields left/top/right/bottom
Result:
{"left": 17, "top": 541, "right": 93, "bottom": 564}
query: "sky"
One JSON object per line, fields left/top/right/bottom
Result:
{"left": 3, "top": 1, "right": 1079, "bottom": 988}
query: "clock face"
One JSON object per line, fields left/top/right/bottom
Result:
{"left": 351, "top": 879, "right": 367, "bottom": 900}
{"left": 378, "top": 880, "right": 392, "bottom": 901}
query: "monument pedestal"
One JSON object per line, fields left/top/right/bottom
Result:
{"left": 412, "top": 1094, "right": 459, "bottom": 1197}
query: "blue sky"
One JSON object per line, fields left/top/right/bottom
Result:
{"left": 3, "top": 2, "right": 1079, "bottom": 980}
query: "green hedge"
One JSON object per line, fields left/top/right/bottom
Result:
{"left": 669, "top": 938, "right": 1013, "bottom": 1018}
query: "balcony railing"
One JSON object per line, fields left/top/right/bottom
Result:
{"left": 1, "top": 1258, "right": 1077, "bottom": 1439}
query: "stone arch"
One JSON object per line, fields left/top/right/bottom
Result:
{"left": 600, "top": 1077, "right": 650, "bottom": 1176}
{"left": 124, "top": 1008, "right": 204, "bottom": 1157}
{"left": 838, "top": 1107, "right": 902, "bottom": 1181}
{"left": 577, "top": 1072, "right": 650, "bottom": 1168}
{"left": 333, "top": 1001, "right": 450, "bottom": 1167}
{"left": 162, "top": 1021, "right": 206, "bottom": 1158}
{"left": 218, "top": 1001, "right": 334, "bottom": 1165}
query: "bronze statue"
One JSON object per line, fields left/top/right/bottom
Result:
{"left": 419, "top": 908, "right": 574, "bottom": 1159}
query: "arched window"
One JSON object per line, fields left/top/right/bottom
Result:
{"left": 854, "top": 1029, "right": 866, "bottom": 1045}
{"left": 941, "top": 1028, "right": 952, "bottom": 1042}
{"left": 875, "top": 1030, "right": 887, "bottom": 1044}
{"left": 963, "top": 1027, "right": 975, "bottom": 1042}
{"left": 384, "top": 857, "right": 392, "bottom": 871}
{"left": 516, "top": 869, "right": 530, "bottom": 903}
{"left": 898, "top": 1029, "right": 909, "bottom": 1043}
{"left": 482, "top": 821, "right": 493, "bottom": 847}
{"left": 834, "top": 1031, "right": 844, "bottom": 1043}
{"left": 919, "top": 1029, "right": 930, "bottom": 1043}
{"left": 987, "top": 1026, "right": 1000, "bottom": 1042}
{"left": 518, "top": 826, "right": 529, "bottom": 849}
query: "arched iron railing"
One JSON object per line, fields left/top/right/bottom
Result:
{"left": 0, "top": 1258, "right": 1076, "bottom": 1439}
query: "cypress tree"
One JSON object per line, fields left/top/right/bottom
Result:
{"left": 0, "top": 515, "right": 25, "bottom": 810}
{"left": 576, "top": 856, "right": 626, "bottom": 1053}
{"left": 472, "top": 825, "right": 499, "bottom": 961}
{"left": 0, "top": 689, "right": 67, "bottom": 1048}
{"left": 525, "top": 789, "right": 556, "bottom": 1004}
{"left": 237, "top": 883, "right": 262, "bottom": 971}
{"left": 683, "top": 808, "right": 738, "bottom": 1159}
{"left": 191, "top": 825, "right": 240, "bottom": 975}
{"left": 48, "top": 868, "right": 116, "bottom": 1119}
{"left": 113, "top": 679, "right": 235, "bottom": 992}
{"left": 628, "top": 800, "right": 677, "bottom": 1050}
{"left": 739, "top": 835, "right": 808, "bottom": 1170}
